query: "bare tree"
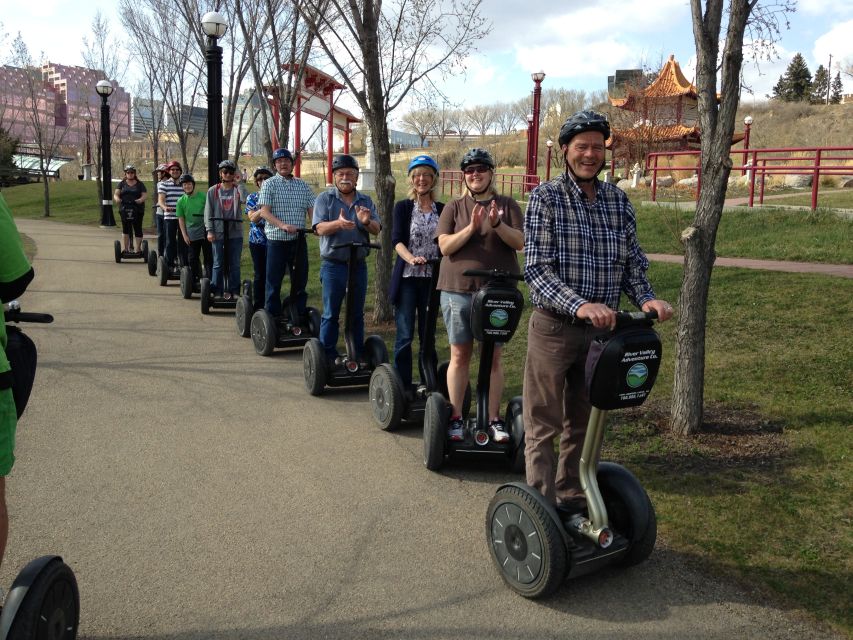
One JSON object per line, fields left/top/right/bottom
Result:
{"left": 296, "top": 0, "right": 490, "bottom": 322}
{"left": 446, "top": 108, "right": 469, "bottom": 143}
{"left": 400, "top": 107, "right": 437, "bottom": 147}
{"left": 494, "top": 102, "right": 522, "bottom": 136}
{"left": 464, "top": 104, "right": 496, "bottom": 139}
{"left": 672, "top": 0, "right": 793, "bottom": 435}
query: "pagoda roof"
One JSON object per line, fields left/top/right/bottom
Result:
{"left": 645, "top": 55, "right": 698, "bottom": 98}
{"left": 608, "top": 123, "right": 746, "bottom": 148}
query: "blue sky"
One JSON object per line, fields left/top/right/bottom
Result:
{"left": 3, "top": 0, "right": 851, "bottom": 124}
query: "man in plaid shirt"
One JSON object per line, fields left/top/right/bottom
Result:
{"left": 257, "top": 148, "right": 315, "bottom": 318}
{"left": 522, "top": 110, "right": 674, "bottom": 514}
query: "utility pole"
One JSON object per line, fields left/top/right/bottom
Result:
{"left": 826, "top": 54, "right": 833, "bottom": 105}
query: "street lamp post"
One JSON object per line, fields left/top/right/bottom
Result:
{"left": 545, "top": 139, "right": 554, "bottom": 181}
{"left": 95, "top": 79, "right": 115, "bottom": 227}
{"left": 525, "top": 113, "right": 534, "bottom": 191}
{"left": 530, "top": 71, "right": 545, "bottom": 180}
{"left": 201, "top": 11, "right": 227, "bottom": 188}
{"left": 742, "top": 115, "right": 753, "bottom": 175}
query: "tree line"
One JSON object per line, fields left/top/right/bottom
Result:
{"left": 771, "top": 52, "right": 844, "bottom": 103}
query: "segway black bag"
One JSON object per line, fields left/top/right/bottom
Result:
{"left": 585, "top": 320, "right": 662, "bottom": 410}
{"left": 470, "top": 284, "right": 524, "bottom": 343}
{"left": 1, "top": 325, "right": 37, "bottom": 419}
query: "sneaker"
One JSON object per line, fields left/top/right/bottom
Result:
{"left": 448, "top": 416, "right": 465, "bottom": 441}
{"left": 489, "top": 419, "right": 510, "bottom": 444}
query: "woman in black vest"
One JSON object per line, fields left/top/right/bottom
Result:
{"left": 389, "top": 155, "right": 444, "bottom": 390}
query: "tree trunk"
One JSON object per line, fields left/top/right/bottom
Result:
{"left": 42, "top": 176, "right": 51, "bottom": 217}
{"left": 370, "top": 116, "right": 396, "bottom": 324}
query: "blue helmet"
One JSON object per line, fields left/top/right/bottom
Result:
{"left": 272, "top": 148, "right": 293, "bottom": 161}
{"left": 407, "top": 155, "right": 439, "bottom": 174}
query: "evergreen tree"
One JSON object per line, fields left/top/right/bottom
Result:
{"left": 810, "top": 64, "right": 829, "bottom": 104}
{"left": 830, "top": 72, "right": 844, "bottom": 104}
{"left": 772, "top": 53, "right": 812, "bottom": 101}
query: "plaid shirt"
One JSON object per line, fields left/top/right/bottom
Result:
{"left": 523, "top": 174, "right": 655, "bottom": 317}
{"left": 256, "top": 174, "right": 315, "bottom": 242}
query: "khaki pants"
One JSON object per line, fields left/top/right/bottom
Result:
{"left": 523, "top": 308, "right": 602, "bottom": 505}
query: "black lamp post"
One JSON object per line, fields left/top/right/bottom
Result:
{"left": 202, "top": 11, "right": 227, "bottom": 188}
{"left": 96, "top": 79, "right": 115, "bottom": 227}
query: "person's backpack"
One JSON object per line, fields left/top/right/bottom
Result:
{"left": 1, "top": 325, "right": 38, "bottom": 419}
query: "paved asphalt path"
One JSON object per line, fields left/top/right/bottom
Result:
{"left": 3, "top": 219, "right": 841, "bottom": 640}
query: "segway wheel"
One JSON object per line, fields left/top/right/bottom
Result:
{"left": 303, "top": 338, "right": 327, "bottom": 396}
{"left": 6, "top": 557, "right": 80, "bottom": 639}
{"left": 114, "top": 240, "right": 122, "bottom": 263}
{"left": 598, "top": 462, "right": 657, "bottom": 567}
{"left": 307, "top": 307, "right": 321, "bottom": 337}
{"left": 423, "top": 393, "right": 448, "bottom": 470}
{"left": 487, "top": 486, "right": 567, "bottom": 599}
{"left": 235, "top": 296, "right": 252, "bottom": 338}
{"left": 364, "top": 335, "right": 388, "bottom": 368}
{"left": 369, "top": 364, "right": 405, "bottom": 431}
{"left": 180, "top": 266, "right": 193, "bottom": 299}
{"left": 251, "top": 310, "right": 277, "bottom": 356}
{"left": 141, "top": 240, "right": 149, "bottom": 262}
{"left": 157, "top": 256, "right": 168, "bottom": 286}
{"left": 200, "top": 278, "right": 211, "bottom": 315}
{"left": 147, "top": 249, "right": 158, "bottom": 276}
{"left": 505, "top": 396, "right": 526, "bottom": 474}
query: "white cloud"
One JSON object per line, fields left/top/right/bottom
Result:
{"left": 813, "top": 20, "right": 853, "bottom": 74}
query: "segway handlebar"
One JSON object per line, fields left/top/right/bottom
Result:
{"left": 613, "top": 310, "right": 657, "bottom": 329}
{"left": 462, "top": 268, "right": 524, "bottom": 282}
{"left": 4, "top": 302, "right": 54, "bottom": 325}
{"left": 331, "top": 241, "right": 382, "bottom": 251}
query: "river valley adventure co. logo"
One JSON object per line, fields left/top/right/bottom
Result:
{"left": 626, "top": 362, "right": 649, "bottom": 388}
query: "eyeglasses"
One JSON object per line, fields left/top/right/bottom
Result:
{"left": 463, "top": 165, "right": 490, "bottom": 175}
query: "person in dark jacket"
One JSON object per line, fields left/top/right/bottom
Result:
{"left": 390, "top": 155, "right": 444, "bottom": 390}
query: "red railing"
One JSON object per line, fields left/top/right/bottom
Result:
{"left": 644, "top": 146, "right": 853, "bottom": 210}
{"left": 439, "top": 170, "right": 540, "bottom": 200}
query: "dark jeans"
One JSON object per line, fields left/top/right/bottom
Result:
{"left": 187, "top": 238, "right": 212, "bottom": 281}
{"left": 211, "top": 236, "right": 243, "bottom": 296}
{"left": 265, "top": 237, "right": 308, "bottom": 317}
{"left": 155, "top": 214, "right": 165, "bottom": 255}
{"left": 249, "top": 242, "right": 267, "bottom": 311}
{"left": 164, "top": 219, "right": 187, "bottom": 267}
{"left": 319, "top": 259, "right": 367, "bottom": 360}
{"left": 393, "top": 276, "right": 434, "bottom": 388}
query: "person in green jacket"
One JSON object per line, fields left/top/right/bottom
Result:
{"left": 0, "top": 193, "right": 34, "bottom": 571}
{"left": 176, "top": 174, "right": 212, "bottom": 283}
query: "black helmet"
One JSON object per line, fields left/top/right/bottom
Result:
{"left": 254, "top": 167, "right": 273, "bottom": 179}
{"left": 332, "top": 155, "right": 359, "bottom": 172}
{"left": 178, "top": 173, "right": 195, "bottom": 185}
{"left": 460, "top": 148, "right": 495, "bottom": 171}
{"left": 558, "top": 110, "right": 611, "bottom": 147}
{"left": 218, "top": 159, "right": 237, "bottom": 171}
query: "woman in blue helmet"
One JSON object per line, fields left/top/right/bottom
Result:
{"left": 389, "top": 155, "right": 444, "bottom": 390}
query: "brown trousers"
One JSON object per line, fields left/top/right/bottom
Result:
{"left": 523, "top": 308, "right": 602, "bottom": 505}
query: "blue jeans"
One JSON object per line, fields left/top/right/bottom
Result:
{"left": 265, "top": 237, "right": 308, "bottom": 317}
{"left": 249, "top": 242, "right": 267, "bottom": 311}
{"left": 211, "top": 236, "right": 243, "bottom": 295}
{"left": 394, "top": 277, "right": 434, "bottom": 388}
{"left": 319, "top": 259, "right": 367, "bottom": 360}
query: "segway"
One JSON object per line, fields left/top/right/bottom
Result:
{"left": 113, "top": 205, "right": 148, "bottom": 264}
{"left": 200, "top": 217, "right": 241, "bottom": 315}
{"left": 179, "top": 244, "right": 211, "bottom": 300}
{"left": 235, "top": 279, "right": 254, "bottom": 338}
{"left": 485, "top": 311, "right": 661, "bottom": 599}
{"left": 303, "top": 241, "right": 388, "bottom": 396}
{"left": 422, "top": 268, "right": 526, "bottom": 472}
{"left": 1, "top": 303, "right": 80, "bottom": 639}
{"left": 248, "top": 229, "right": 321, "bottom": 354}
{"left": 368, "top": 259, "right": 470, "bottom": 430}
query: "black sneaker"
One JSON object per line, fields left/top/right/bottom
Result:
{"left": 489, "top": 419, "right": 510, "bottom": 444}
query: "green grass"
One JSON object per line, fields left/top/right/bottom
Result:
{"left": 6, "top": 180, "right": 852, "bottom": 635}
{"left": 634, "top": 203, "right": 853, "bottom": 264}
{"left": 758, "top": 189, "right": 853, "bottom": 210}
